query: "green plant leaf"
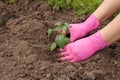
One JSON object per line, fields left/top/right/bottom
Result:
{"left": 54, "top": 27, "right": 59, "bottom": 31}
{"left": 62, "top": 26, "right": 68, "bottom": 32}
{"left": 55, "top": 34, "right": 66, "bottom": 48}
{"left": 64, "top": 23, "right": 69, "bottom": 27}
{"left": 66, "top": 0, "right": 71, "bottom": 5}
{"left": 62, "top": 24, "right": 68, "bottom": 32}
{"left": 48, "top": 28, "right": 52, "bottom": 39}
{"left": 55, "top": 22, "right": 61, "bottom": 27}
{"left": 46, "top": 0, "right": 102, "bottom": 16}
{"left": 50, "top": 42, "right": 57, "bottom": 51}
{"left": 65, "top": 37, "right": 70, "bottom": 44}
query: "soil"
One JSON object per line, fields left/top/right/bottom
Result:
{"left": 0, "top": 0, "right": 120, "bottom": 80}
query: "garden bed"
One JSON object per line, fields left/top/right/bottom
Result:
{"left": 0, "top": 0, "right": 120, "bottom": 80}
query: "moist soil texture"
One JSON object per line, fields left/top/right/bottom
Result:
{"left": 0, "top": 0, "right": 120, "bottom": 80}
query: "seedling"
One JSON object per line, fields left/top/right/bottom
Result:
{"left": 48, "top": 22, "right": 70, "bottom": 51}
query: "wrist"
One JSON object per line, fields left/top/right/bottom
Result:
{"left": 84, "top": 14, "right": 100, "bottom": 32}
{"left": 89, "top": 31, "right": 109, "bottom": 51}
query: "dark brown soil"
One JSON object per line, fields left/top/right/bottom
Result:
{"left": 0, "top": 0, "right": 120, "bottom": 80}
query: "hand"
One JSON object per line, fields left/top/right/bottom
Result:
{"left": 59, "top": 31, "right": 108, "bottom": 63}
{"left": 69, "top": 14, "right": 100, "bottom": 42}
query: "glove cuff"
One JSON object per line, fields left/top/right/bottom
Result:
{"left": 85, "top": 14, "right": 100, "bottom": 32}
{"left": 89, "top": 31, "right": 109, "bottom": 51}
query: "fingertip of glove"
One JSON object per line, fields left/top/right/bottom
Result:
{"left": 69, "top": 59, "right": 75, "bottom": 63}
{"left": 70, "top": 37, "right": 75, "bottom": 42}
{"left": 59, "top": 48, "right": 64, "bottom": 52}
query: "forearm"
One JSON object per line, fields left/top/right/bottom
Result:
{"left": 93, "top": 0, "right": 120, "bottom": 23}
{"left": 100, "top": 14, "right": 120, "bottom": 44}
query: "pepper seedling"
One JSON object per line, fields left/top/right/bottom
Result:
{"left": 48, "top": 22, "right": 70, "bottom": 51}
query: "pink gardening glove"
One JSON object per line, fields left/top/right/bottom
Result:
{"left": 59, "top": 31, "right": 109, "bottom": 62}
{"left": 69, "top": 14, "right": 100, "bottom": 42}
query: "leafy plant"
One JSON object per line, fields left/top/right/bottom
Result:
{"left": 45, "top": 0, "right": 103, "bottom": 16}
{"left": 48, "top": 22, "right": 70, "bottom": 51}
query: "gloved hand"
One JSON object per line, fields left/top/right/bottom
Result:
{"left": 69, "top": 14, "right": 100, "bottom": 42}
{"left": 59, "top": 31, "right": 109, "bottom": 62}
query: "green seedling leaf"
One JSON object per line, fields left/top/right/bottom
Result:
{"left": 55, "top": 34, "right": 66, "bottom": 48}
{"left": 65, "top": 37, "right": 70, "bottom": 44}
{"left": 55, "top": 22, "right": 62, "bottom": 27}
{"left": 62, "top": 25, "right": 68, "bottom": 31}
{"left": 48, "top": 28, "right": 52, "bottom": 39}
{"left": 50, "top": 42, "right": 57, "bottom": 51}
{"left": 54, "top": 27, "right": 59, "bottom": 31}
{"left": 62, "top": 22, "right": 69, "bottom": 31}
{"left": 64, "top": 23, "right": 69, "bottom": 27}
